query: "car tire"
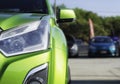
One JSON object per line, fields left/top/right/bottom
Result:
{"left": 115, "top": 47, "right": 119, "bottom": 56}
{"left": 118, "top": 48, "right": 120, "bottom": 56}
{"left": 88, "top": 52, "right": 93, "bottom": 58}
{"left": 115, "top": 50, "right": 119, "bottom": 56}
{"left": 74, "top": 54, "right": 79, "bottom": 58}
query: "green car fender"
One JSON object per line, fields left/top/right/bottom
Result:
{"left": 49, "top": 26, "right": 68, "bottom": 84}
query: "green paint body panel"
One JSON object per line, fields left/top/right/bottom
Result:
{"left": 0, "top": 0, "right": 75, "bottom": 84}
{"left": 60, "top": 9, "right": 76, "bottom": 19}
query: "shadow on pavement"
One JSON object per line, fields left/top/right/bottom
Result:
{"left": 69, "top": 56, "right": 120, "bottom": 59}
{"left": 71, "top": 80, "right": 120, "bottom": 84}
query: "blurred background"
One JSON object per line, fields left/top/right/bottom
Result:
{"left": 50, "top": 0, "right": 120, "bottom": 42}
{"left": 50, "top": 0, "right": 120, "bottom": 84}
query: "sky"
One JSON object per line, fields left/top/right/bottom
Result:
{"left": 50, "top": 0, "right": 120, "bottom": 17}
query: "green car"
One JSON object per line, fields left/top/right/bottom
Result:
{"left": 0, "top": 0, "right": 75, "bottom": 84}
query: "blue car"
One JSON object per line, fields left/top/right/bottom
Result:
{"left": 88, "top": 36, "right": 119, "bottom": 57}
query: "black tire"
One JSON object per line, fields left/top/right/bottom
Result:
{"left": 119, "top": 48, "right": 120, "bottom": 56}
{"left": 74, "top": 54, "right": 79, "bottom": 58}
{"left": 115, "top": 51, "right": 119, "bottom": 56}
{"left": 115, "top": 47, "right": 119, "bottom": 56}
{"left": 88, "top": 52, "right": 93, "bottom": 58}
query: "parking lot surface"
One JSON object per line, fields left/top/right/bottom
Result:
{"left": 69, "top": 57, "right": 120, "bottom": 84}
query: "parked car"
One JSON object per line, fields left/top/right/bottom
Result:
{"left": 111, "top": 36, "right": 120, "bottom": 56}
{"left": 0, "top": 0, "right": 76, "bottom": 84}
{"left": 65, "top": 34, "right": 79, "bottom": 57}
{"left": 88, "top": 36, "right": 119, "bottom": 57}
{"left": 75, "top": 39, "right": 83, "bottom": 55}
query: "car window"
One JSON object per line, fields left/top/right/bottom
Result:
{"left": 0, "top": 0, "right": 48, "bottom": 13}
{"left": 92, "top": 37, "right": 112, "bottom": 43}
{"left": 76, "top": 40, "right": 82, "bottom": 44}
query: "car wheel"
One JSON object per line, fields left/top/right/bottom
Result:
{"left": 115, "top": 52, "right": 119, "bottom": 57}
{"left": 118, "top": 49, "right": 120, "bottom": 56}
{"left": 88, "top": 52, "right": 93, "bottom": 58}
{"left": 115, "top": 50, "right": 119, "bottom": 56}
{"left": 74, "top": 53, "right": 79, "bottom": 58}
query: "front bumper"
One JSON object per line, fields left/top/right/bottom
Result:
{"left": 89, "top": 49, "right": 116, "bottom": 56}
{"left": 0, "top": 50, "right": 51, "bottom": 84}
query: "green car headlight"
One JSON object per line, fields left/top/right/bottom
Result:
{"left": 24, "top": 63, "right": 48, "bottom": 84}
{"left": 0, "top": 20, "right": 50, "bottom": 56}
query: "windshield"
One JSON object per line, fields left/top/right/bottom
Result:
{"left": 92, "top": 37, "right": 113, "bottom": 43}
{"left": 0, "top": 0, "right": 48, "bottom": 13}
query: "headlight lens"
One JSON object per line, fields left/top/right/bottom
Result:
{"left": 24, "top": 63, "right": 48, "bottom": 84}
{"left": 71, "top": 44, "right": 78, "bottom": 51}
{"left": 0, "top": 20, "right": 50, "bottom": 56}
{"left": 110, "top": 45, "right": 115, "bottom": 50}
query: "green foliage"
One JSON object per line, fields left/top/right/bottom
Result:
{"left": 103, "top": 16, "right": 120, "bottom": 36}
{"left": 57, "top": 4, "right": 120, "bottom": 40}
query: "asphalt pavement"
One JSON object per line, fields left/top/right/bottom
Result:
{"left": 71, "top": 80, "right": 120, "bottom": 84}
{"left": 69, "top": 44, "right": 120, "bottom": 84}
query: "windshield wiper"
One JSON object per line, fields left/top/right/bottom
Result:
{"left": 0, "top": 9, "right": 20, "bottom": 13}
{"left": 0, "top": 8, "right": 48, "bottom": 14}
{"left": 20, "top": 9, "right": 46, "bottom": 13}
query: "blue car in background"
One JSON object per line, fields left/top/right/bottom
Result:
{"left": 88, "top": 36, "right": 119, "bottom": 57}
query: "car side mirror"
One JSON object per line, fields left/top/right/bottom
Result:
{"left": 57, "top": 9, "right": 76, "bottom": 23}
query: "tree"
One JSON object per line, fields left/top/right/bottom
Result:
{"left": 57, "top": 4, "right": 120, "bottom": 40}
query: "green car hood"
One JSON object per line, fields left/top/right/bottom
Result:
{"left": 0, "top": 13, "right": 44, "bottom": 30}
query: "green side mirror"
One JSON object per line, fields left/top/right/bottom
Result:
{"left": 57, "top": 9, "right": 76, "bottom": 23}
